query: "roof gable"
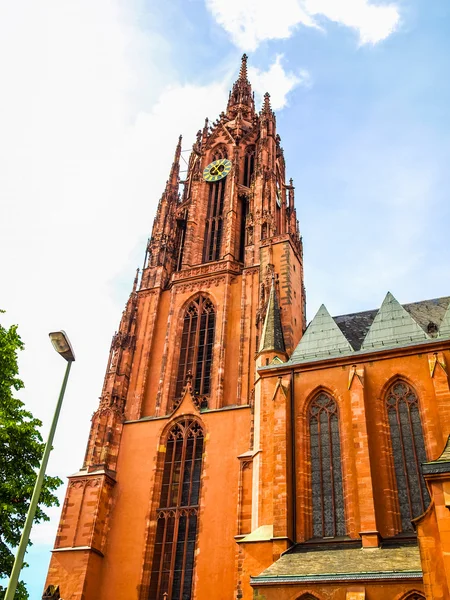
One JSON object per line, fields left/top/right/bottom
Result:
{"left": 290, "top": 304, "right": 354, "bottom": 363}
{"left": 361, "top": 292, "right": 429, "bottom": 350}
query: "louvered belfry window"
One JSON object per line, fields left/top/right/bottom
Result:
{"left": 309, "top": 392, "right": 346, "bottom": 538}
{"left": 175, "top": 296, "right": 215, "bottom": 400}
{"left": 386, "top": 381, "right": 430, "bottom": 531}
{"left": 242, "top": 146, "right": 255, "bottom": 187}
{"left": 203, "top": 150, "right": 227, "bottom": 263}
{"left": 149, "top": 419, "right": 204, "bottom": 600}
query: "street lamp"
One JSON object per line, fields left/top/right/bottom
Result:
{"left": 5, "top": 331, "right": 75, "bottom": 600}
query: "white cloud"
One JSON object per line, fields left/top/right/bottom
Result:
{"left": 249, "top": 55, "right": 310, "bottom": 111}
{"left": 0, "top": 0, "right": 234, "bottom": 559}
{"left": 206, "top": 0, "right": 315, "bottom": 51}
{"left": 206, "top": 0, "right": 400, "bottom": 50}
{"left": 304, "top": 0, "right": 400, "bottom": 45}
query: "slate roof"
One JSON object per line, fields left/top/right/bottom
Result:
{"left": 334, "top": 296, "right": 450, "bottom": 351}
{"left": 251, "top": 544, "right": 422, "bottom": 584}
{"left": 284, "top": 294, "right": 450, "bottom": 367}
{"left": 290, "top": 304, "right": 353, "bottom": 362}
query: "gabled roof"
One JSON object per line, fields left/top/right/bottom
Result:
{"left": 334, "top": 295, "right": 450, "bottom": 350}
{"left": 290, "top": 304, "right": 353, "bottom": 362}
{"left": 286, "top": 294, "right": 450, "bottom": 367}
{"left": 360, "top": 292, "right": 429, "bottom": 350}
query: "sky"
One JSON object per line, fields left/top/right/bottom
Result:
{"left": 1, "top": 0, "right": 450, "bottom": 595}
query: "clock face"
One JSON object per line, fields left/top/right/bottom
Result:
{"left": 203, "top": 158, "right": 232, "bottom": 182}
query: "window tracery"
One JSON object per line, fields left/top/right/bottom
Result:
{"left": 175, "top": 296, "right": 215, "bottom": 401}
{"left": 309, "top": 392, "right": 346, "bottom": 538}
{"left": 149, "top": 419, "right": 204, "bottom": 600}
{"left": 386, "top": 381, "right": 430, "bottom": 532}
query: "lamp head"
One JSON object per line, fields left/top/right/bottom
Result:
{"left": 49, "top": 331, "right": 75, "bottom": 362}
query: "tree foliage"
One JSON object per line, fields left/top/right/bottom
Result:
{"left": 0, "top": 314, "right": 62, "bottom": 598}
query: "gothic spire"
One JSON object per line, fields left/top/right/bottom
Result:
{"left": 259, "top": 277, "right": 286, "bottom": 355}
{"left": 227, "top": 54, "right": 255, "bottom": 117}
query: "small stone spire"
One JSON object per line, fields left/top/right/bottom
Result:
{"left": 262, "top": 92, "right": 272, "bottom": 114}
{"left": 168, "top": 135, "right": 182, "bottom": 189}
{"left": 132, "top": 268, "right": 139, "bottom": 293}
{"left": 202, "top": 117, "right": 209, "bottom": 141}
{"left": 259, "top": 276, "right": 286, "bottom": 354}
{"left": 239, "top": 53, "right": 248, "bottom": 81}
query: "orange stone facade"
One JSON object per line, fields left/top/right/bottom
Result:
{"left": 44, "top": 56, "right": 450, "bottom": 600}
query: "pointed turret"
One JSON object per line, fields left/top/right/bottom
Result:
{"left": 259, "top": 277, "right": 286, "bottom": 355}
{"left": 167, "top": 134, "right": 182, "bottom": 191}
{"left": 227, "top": 54, "right": 255, "bottom": 118}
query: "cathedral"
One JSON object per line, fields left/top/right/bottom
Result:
{"left": 43, "top": 55, "right": 450, "bottom": 600}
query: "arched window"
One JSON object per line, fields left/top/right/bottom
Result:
{"left": 149, "top": 419, "right": 204, "bottom": 600}
{"left": 203, "top": 149, "right": 227, "bottom": 263}
{"left": 386, "top": 381, "right": 430, "bottom": 532}
{"left": 175, "top": 296, "right": 215, "bottom": 400}
{"left": 243, "top": 145, "right": 255, "bottom": 187}
{"left": 309, "top": 392, "right": 346, "bottom": 538}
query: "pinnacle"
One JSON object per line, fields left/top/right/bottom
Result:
{"left": 263, "top": 92, "right": 271, "bottom": 112}
{"left": 240, "top": 54, "right": 248, "bottom": 81}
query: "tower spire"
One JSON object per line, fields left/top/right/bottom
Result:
{"left": 227, "top": 54, "right": 255, "bottom": 117}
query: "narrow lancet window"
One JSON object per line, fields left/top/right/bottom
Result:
{"left": 149, "top": 419, "right": 204, "bottom": 600}
{"left": 203, "top": 149, "right": 227, "bottom": 263}
{"left": 309, "top": 392, "right": 346, "bottom": 538}
{"left": 386, "top": 381, "right": 430, "bottom": 531}
{"left": 175, "top": 296, "right": 215, "bottom": 400}
{"left": 243, "top": 146, "right": 255, "bottom": 187}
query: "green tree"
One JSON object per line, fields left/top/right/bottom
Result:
{"left": 0, "top": 314, "right": 62, "bottom": 599}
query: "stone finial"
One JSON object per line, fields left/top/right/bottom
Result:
{"left": 263, "top": 92, "right": 271, "bottom": 113}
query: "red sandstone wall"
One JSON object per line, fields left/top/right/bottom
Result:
{"left": 91, "top": 403, "right": 251, "bottom": 599}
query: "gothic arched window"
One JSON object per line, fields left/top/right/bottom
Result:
{"left": 203, "top": 149, "right": 227, "bottom": 262}
{"left": 149, "top": 419, "right": 204, "bottom": 600}
{"left": 309, "top": 392, "right": 346, "bottom": 538}
{"left": 175, "top": 296, "right": 215, "bottom": 400}
{"left": 386, "top": 381, "right": 430, "bottom": 532}
{"left": 243, "top": 146, "right": 255, "bottom": 187}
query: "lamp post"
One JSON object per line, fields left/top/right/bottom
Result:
{"left": 5, "top": 331, "right": 75, "bottom": 600}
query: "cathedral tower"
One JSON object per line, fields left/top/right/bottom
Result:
{"left": 44, "top": 55, "right": 305, "bottom": 599}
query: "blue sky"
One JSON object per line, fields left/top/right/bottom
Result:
{"left": 1, "top": 0, "right": 450, "bottom": 595}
